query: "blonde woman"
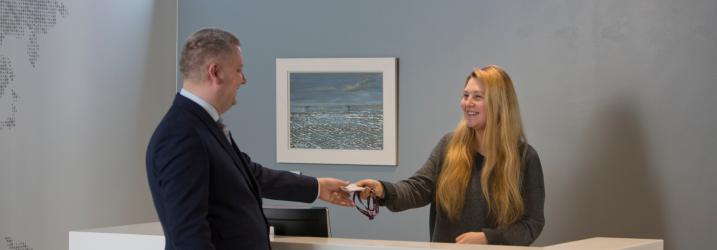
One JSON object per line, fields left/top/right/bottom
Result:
{"left": 357, "top": 65, "right": 545, "bottom": 245}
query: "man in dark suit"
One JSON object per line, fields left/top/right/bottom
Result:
{"left": 146, "top": 28, "right": 354, "bottom": 250}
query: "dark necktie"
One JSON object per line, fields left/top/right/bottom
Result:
{"left": 217, "top": 118, "right": 231, "bottom": 143}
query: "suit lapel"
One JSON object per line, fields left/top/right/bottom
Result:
{"left": 174, "top": 94, "right": 261, "bottom": 200}
{"left": 228, "top": 135, "right": 262, "bottom": 204}
{"left": 211, "top": 124, "right": 262, "bottom": 201}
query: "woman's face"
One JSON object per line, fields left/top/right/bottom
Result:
{"left": 460, "top": 77, "right": 487, "bottom": 130}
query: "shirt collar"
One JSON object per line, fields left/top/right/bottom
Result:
{"left": 180, "top": 88, "right": 220, "bottom": 122}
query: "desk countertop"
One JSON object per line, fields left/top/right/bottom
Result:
{"left": 69, "top": 222, "right": 662, "bottom": 250}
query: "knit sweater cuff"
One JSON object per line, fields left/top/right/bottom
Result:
{"left": 482, "top": 228, "right": 506, "bottom": 245}
{"left": 378, "top": 180, "right": 395, "bottom": 206}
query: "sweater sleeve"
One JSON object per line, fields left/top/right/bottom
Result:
{"left": 483, "top": 145, "right": 546, "bottom": 246}
{"left": 380, "top": 133, "right": 450, "bottom": 212}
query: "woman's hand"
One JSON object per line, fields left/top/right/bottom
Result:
{"left": 455, "top": 232, "right": 488, "bottom": 244}
{"left": 355, "top": 179, "right": 385, "bottom": 199}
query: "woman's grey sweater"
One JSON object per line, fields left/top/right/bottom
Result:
{"left": 380, "top": 133, "right": 545, "bottom": 245}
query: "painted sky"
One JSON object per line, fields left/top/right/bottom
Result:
{"left": 290, "top": 73, "right": 382, "bottom": 106}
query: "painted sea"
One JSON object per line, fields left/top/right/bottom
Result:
{"left": 289, "top": 72, "right": 383, "bottom": 150}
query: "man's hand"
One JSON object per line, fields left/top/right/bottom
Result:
{"left": 455, "top": 232, "right": 488, "bottom": 244}
{"left": 317, "top": 178, "right": 354, "bottom": 207}
{"left": 355, "top": 179, "right": 385, "bottom": 199}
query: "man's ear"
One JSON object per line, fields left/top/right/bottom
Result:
{"left": 207, "top": 63, "right": 220, "bottom": 84}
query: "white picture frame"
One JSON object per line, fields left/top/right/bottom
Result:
{"left": 276, "top": 58, "right": 397, "bottom": 165}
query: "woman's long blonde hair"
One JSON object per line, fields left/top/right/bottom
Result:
{"left": 436, "top": 65, "right": 526, "bottom": 229}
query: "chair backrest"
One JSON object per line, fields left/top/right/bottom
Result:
{"left": 263, "top": 206, "right": 330, "bottom": 237}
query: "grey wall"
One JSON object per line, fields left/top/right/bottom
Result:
{"left": 0, "top": 0, "right": 176, "bottom": 249}
{"left": 178, "top": 1, "right": 717, "bottom": 249}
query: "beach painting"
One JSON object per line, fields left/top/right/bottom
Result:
{"left": 276, "top": 58, "right": 397, "bottom": 165}
{"left": 289, "top": 72, "right": 383, "bottom": 150}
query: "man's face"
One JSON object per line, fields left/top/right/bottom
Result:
{"left": 217, "top": 46, "right": 246, "bottom": 113}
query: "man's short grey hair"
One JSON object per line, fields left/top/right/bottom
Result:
{"left": 179, "top": 28, "right": 240, "bottom": 80}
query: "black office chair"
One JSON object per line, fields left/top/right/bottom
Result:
{"left": 263, "top": 206, "right": 330, "bottom": 237}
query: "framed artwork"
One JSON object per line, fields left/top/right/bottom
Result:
{"left": 276, "top": 58, "right": 397, "bottom": 165}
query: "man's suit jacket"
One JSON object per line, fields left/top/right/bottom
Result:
{"left": 146, "top": 94, "right": 318, "bottom": 250}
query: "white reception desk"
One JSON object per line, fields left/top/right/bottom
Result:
{"left": 69, "top": 222, "right": 662, "bottom": 250}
